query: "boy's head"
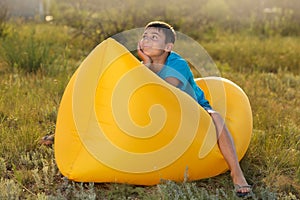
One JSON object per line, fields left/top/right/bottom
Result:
{"left": 145, "top": 21, "right": 176, "bottom": 44}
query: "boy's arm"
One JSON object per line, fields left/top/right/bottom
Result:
{"left": 165, "top": 77, "right": 181, "bottom": 87}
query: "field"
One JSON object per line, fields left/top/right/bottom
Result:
{"left": 0, "top": 0, "right": 300, "bottom": 199}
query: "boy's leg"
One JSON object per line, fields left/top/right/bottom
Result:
{"left": 209, "top": 111, "right": 250, "bottom": 193}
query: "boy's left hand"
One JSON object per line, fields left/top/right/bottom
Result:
{"left": 137, "top": 42, "right": 152, "bottom": 66}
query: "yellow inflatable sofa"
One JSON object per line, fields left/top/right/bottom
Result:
{"left": 54, "top": 38, "right": 252, "bottom": 185}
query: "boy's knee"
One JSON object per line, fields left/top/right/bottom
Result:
{"left": 206, "top": 109, "right": 218, "bottom": 115}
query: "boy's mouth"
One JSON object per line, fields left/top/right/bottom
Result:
{"left": 141, "top": 46, "right": 152, "bottom": 53}
{"left": 142, "top": 45, "right": 151, "bottom": 49}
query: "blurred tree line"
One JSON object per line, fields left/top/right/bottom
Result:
{"left": 48, "top": 0, "right": 300, "bottom": 44}
{"left": 1, "top": 0, "right": 300, "bottom": 44}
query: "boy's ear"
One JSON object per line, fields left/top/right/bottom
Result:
{"left": 165, "top": 43, "right": 174, "bottom": 52}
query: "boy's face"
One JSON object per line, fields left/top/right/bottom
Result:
{"left": 139, "top": 27, "right": 171, "bottom": 58}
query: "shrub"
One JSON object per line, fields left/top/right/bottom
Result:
{"left": 1, "top": 29, "right": 52, "bottom": 73}
{"left": 0, "top": 24, "right": 71, "bottom": 74}
{"left": 0, "top": 1, "right": 8, "bottom": 38}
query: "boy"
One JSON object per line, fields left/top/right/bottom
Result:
{"left": 137, "top": 21, "right": 251, "bottom": 197}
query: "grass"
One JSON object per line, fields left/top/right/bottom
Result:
{"left": 0, "top": 21, "right": 299, "bottom": 199}
{"left": 203, "top": 34, "right": 300, "bottom": 74}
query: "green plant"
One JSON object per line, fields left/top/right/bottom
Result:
{"left": 1, "top": 29, "right": 51, "bottom": 73}
{"left": 0, "top": 23, "right": 71, "bottom": 75}
{"left": 0, "top": 178, "right": 22, "bottom": 199}
{"left": 0, "top": 1, "right": 8, "bottom": 38}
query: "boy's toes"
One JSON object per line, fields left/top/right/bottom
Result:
{"left": 234, "top": 185, "right": 252, "bottom": 198}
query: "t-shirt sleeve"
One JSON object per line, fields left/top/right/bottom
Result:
{"left": 163, "top": 59, "right": 190, "bottom": 88}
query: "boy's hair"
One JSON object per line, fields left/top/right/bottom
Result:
{"left": 145, "top": 21, "right": 176, "bottom": 44}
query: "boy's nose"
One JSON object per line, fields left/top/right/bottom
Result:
{"left": 142, "top": 36, "right": 151, "bottom": 43}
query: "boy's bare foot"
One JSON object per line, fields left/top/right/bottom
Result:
{"left": 40, "top": 134, "right": 54, "bottom": 146}
{"left": 231, "top": 170, "right": 252, "bottom": 197}
{"left": 234, "top": 184, "right": 252, "bottom": 198}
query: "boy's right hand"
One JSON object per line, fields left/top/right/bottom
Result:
{"left": 137, "top": 42, "right": 152, "bottom": 67}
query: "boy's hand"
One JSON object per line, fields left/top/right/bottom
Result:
{"left": 137, "top": 42, "right": 152, "bottom": 67}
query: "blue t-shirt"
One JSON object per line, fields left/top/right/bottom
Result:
{"left": 157, "top": 52, "right": 212, "bottom": 110}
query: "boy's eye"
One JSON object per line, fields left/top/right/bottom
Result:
{"left": 141, "top": 34, "right": 158, "bottom": 41}
{"left": 152, "top": 35, "right": 158, "bottom": 40}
